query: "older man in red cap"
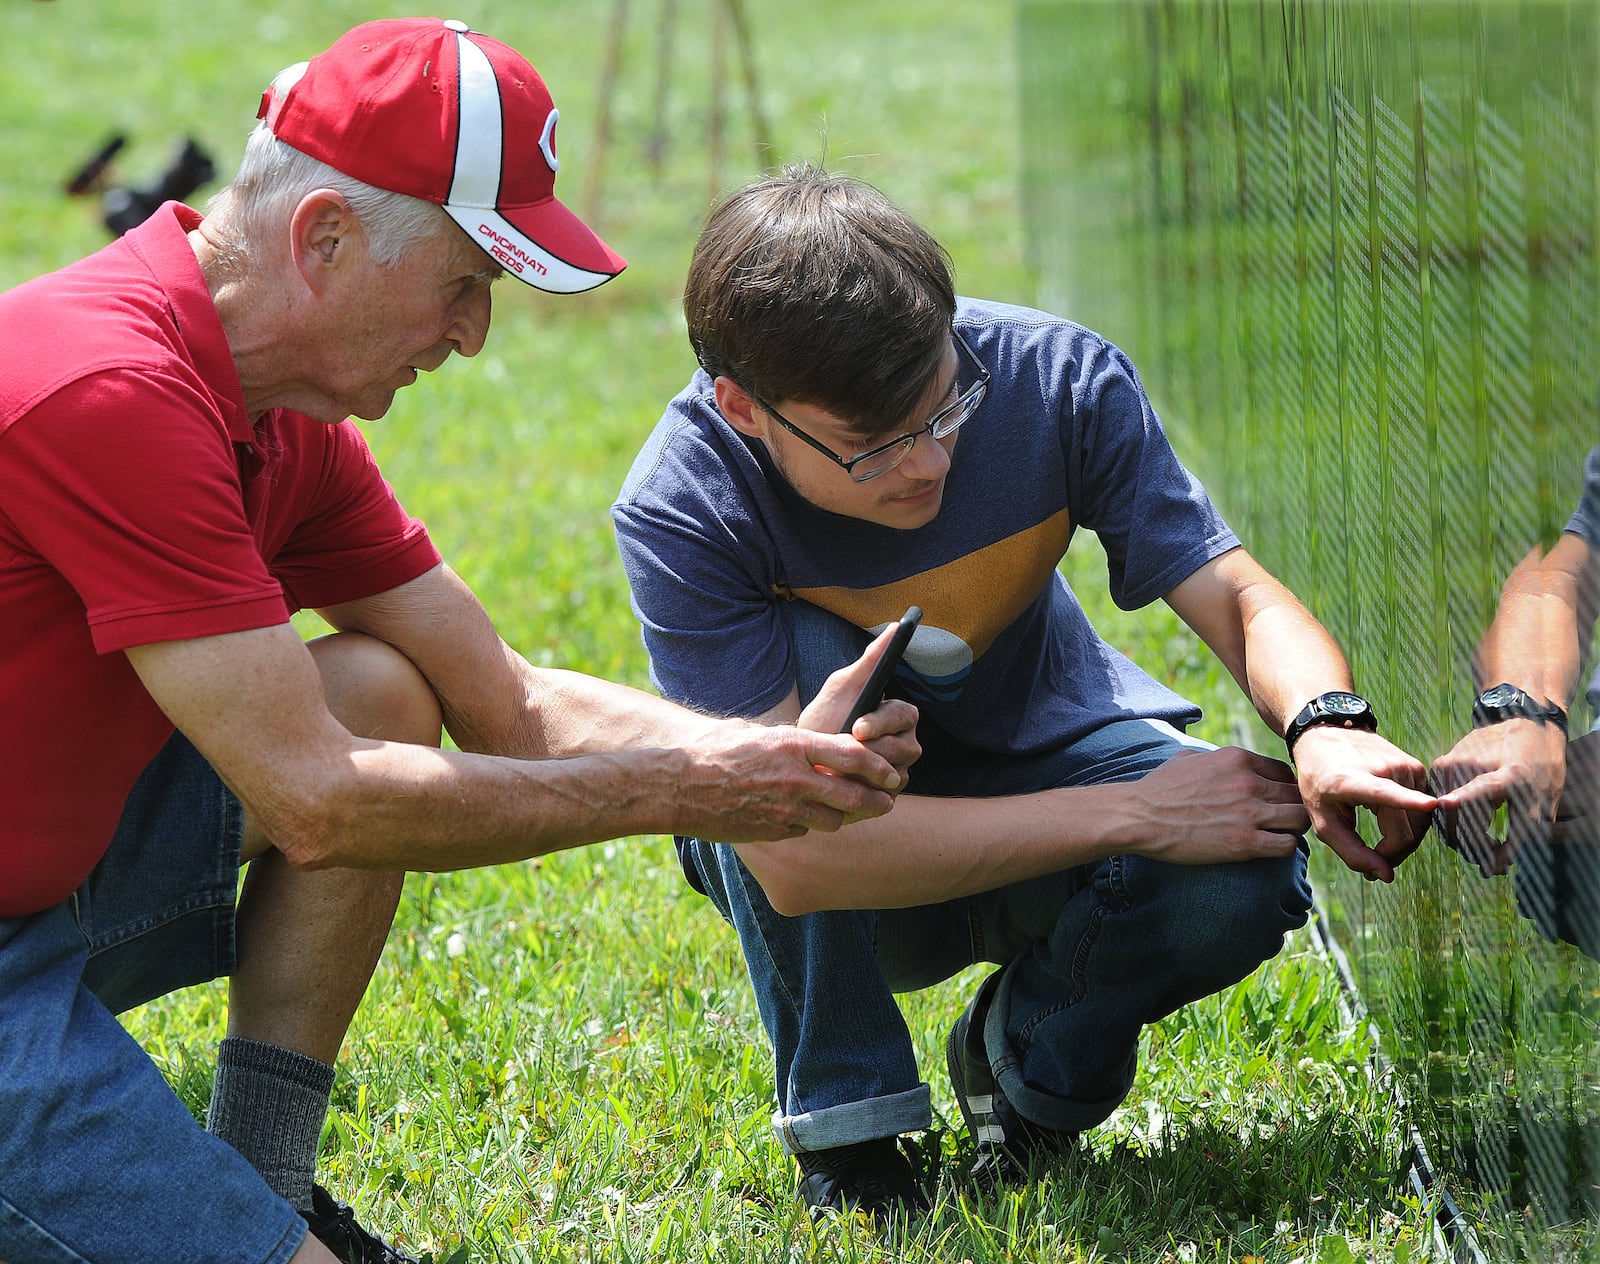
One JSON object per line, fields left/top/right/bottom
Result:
{"left": 0, "top": 18, "right": 916, "bottom": 1264}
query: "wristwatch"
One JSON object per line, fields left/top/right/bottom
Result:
{"left": 1284, "top": 690, "right": 1378, "bottom": 758}
{"left": 1471, "top": 682, "right": 1568, "bottom": 734}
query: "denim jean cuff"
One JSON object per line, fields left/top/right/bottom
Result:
{"left": 991, "top": 1064, "right": 1127, "bottom": 1134}
{"left": 773, "top": 1084, "right": 932, "bottom": 1153}
{"left": 985, "top": 969, "right": 1134, "bottom": 1135}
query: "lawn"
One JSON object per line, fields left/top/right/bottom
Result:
{"left": 5, "top": 1, "right": 1430, "bottom": 1260}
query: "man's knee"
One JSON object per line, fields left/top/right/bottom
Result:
{"left": 238, "top": 633, "right": 442, "bottom": 864}
{"left": 1185, "top": 847, "right": 1312, "bottom": 969}
{"left": 1118, "top": 848, "right": 1310, "bottom": 1004}
{"left": 305, "top": 631, "right": 443, "bottom": 747}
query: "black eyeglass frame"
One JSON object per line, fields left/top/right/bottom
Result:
{"left": 750, "top": 332, "right": 990, "bottom": 484}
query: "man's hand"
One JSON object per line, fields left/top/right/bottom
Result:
{"left": 1115, "top": 746, "right": 1310, "bottom": 864}
{"left": 1161, "top": 549, "right": 1431, "bottom": 878}
{"left": 674, "top": 721, "right": 909, "bottom": 842}
{"left": 1431, "top": 720, "right": 1569, "bottom": 873}
{"left": 795, "top": 622, "right": 922, "bottom": 793}
{"left": 1291, "top": 727, "right": 1435, "bottom": 882}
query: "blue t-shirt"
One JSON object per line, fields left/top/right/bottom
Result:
{"left": 612, "top": 298, "right": 1240, "bottom": 757}
{"left": 1568, "top": 446, "right": 1600, "bottom": 723}
{"left": 1568, "top": 447, "right": 1600, "bottom": 548}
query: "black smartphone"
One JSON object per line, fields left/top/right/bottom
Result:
{"left": 840, "top": 606, "right": 922, "bottom": 732}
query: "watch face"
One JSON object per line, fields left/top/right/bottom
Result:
{"left": 1322, "top": 691, "right": 1367, "bottom": 715}
{"left": 1480, "top": 683, "right": 1521, "bottom": 708}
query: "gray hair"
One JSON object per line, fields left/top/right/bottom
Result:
{"left": 204, "top": 126, "right": 450, "bottom": 275}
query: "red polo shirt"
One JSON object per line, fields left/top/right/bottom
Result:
{"left": 0, "top": 204, "right": 441, "bottom": 917}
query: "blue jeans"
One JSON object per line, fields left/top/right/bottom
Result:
{"left": 0, "top": 733, "right": 307, "bottom": 1264}
{"left": 681, "top": 604, "right": 1313, "bottom": 1152}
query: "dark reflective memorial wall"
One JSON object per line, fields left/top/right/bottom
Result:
{"left": 1016, "top": 2, "right": 1598, "bottom": 1257}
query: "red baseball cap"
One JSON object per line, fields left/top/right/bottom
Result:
{"left": 257, "top": 17, "right": 625, "bottom": 293}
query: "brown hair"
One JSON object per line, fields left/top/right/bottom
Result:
{"left": 684, "top": 163, "right": 956, "bottom": 434}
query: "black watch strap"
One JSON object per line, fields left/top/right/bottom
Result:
{"left": 1471, "top": 683, "right": 1568, "bottom": 734}
{"left": 1284, "top": 690, "right": 1378, "bottom": 758}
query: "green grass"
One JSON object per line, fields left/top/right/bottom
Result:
{"left": 5, "top": 1, "right": 1430, "bottom": 1260}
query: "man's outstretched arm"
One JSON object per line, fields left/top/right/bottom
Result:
{"left": 1165, "top": 547, "right": 1437, "bottom": 882}
{"left": 126, "top": 563, "right": 915, "bottom": 871}
{"left": 732, "top": 683, "right": 1311, "bottom": 916}
{"left": 1430, "top": 531, "right": 1596, "bottom": 872}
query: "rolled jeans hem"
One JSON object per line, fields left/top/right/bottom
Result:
{"left": 993, "top": 1067, "right": 1126, "bottom": 1134}
{"left": 984, "top": 964, "right": 1133, "bottom": 1134}
{"left": 774, "top": 1084, "right": 932, "bottom": 1153}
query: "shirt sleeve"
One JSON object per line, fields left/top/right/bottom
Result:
{"left": 612, "top": 428, "right": 796, "bottom": 719}
{"left": 0, "top": 368, "right": 289, "bottom": 654}
{"left": 267, "top": 416, "right": 441, "bottom": 611}
{"left": 1063, "top": 337, "right": 1240, "bottom": 610}
{"left": 1565, "top": 446, "right": 1600, "bottom": 548}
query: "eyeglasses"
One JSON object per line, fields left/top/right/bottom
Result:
{"left": 751, "top": 332, "right": 990, "bottom": 484}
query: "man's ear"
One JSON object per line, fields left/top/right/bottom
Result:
{"left": 289, "top": 189, "right": 358, "bottom": 293}
{"left": 713, "top": 375, "right": 767, "bottom": 437}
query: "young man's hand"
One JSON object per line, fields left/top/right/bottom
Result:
{"left": 795, "top": 624, "right": 922, "bottom": 799}
{"left": 1291, "top": 727, "right": 1435, "bottom": 882}
{"left": 1431, "top": 720, "right": 1570, "bottom": 874}
{"left": 1113, "top": 746, "right": 1309, "bottom": 864}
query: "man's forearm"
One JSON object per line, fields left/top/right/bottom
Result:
{"left": 1474, "top": 541, "right": 1587, "bottom": 708}
{"left": 1163, "top": 551, "right": 1356, "bottom": 737}
{"left": 325, "top": 565, "right": 735, "bottom": 764}
{"left": 739, "top": 745, "right": 1309, "bottom": 914}
{"left": 279, "top": 738, "right": 733, "bottom": 870}
{"left": 1238, "top": 598, "right": 1357, "bottom": 736}
{"left": 290, "top": 740, "right": 674, "bottom": 868}
{"left": 738, "top": 786, "right": 1134, "bottom": 914}
{"left": 443, "top": 643, "right": 729, "bottom": 761}
{"left": 280, "top": 718, "right": 899, "bottom": 871}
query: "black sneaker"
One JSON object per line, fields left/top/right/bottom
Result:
{"left": 946, "top": 970, "right": 1077, "bottom": 1184}
{"left": 305, "top": 1184, "right": 423, "bottom": 1264}
{"left": 794, "top": 1136, "right": 930, "bottom": 1220}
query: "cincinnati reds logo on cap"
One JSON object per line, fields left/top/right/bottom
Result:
{"left": 257, "top": 17, "right": 625, "bottom": 293}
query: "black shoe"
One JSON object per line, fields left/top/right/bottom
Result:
{"left": 946, "top": 971, "right": 1077, "bottom": 1184}
{"left": 305, "top": 1184, "right": 423, "bottom": 1264}
{"left": 795, "top": 1136, "right": 929, "bottom": 1220}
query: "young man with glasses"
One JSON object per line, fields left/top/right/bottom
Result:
{"left": 612, "top": 164, "right": 1435, "bottom": 1219}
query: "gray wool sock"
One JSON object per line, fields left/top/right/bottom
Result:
{"left": 207, "top": 1036, "right": 335, "bottom": 1214}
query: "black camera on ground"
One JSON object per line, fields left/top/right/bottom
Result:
{"left": 65, "top": 135, "right": 217, "bottom": 237}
